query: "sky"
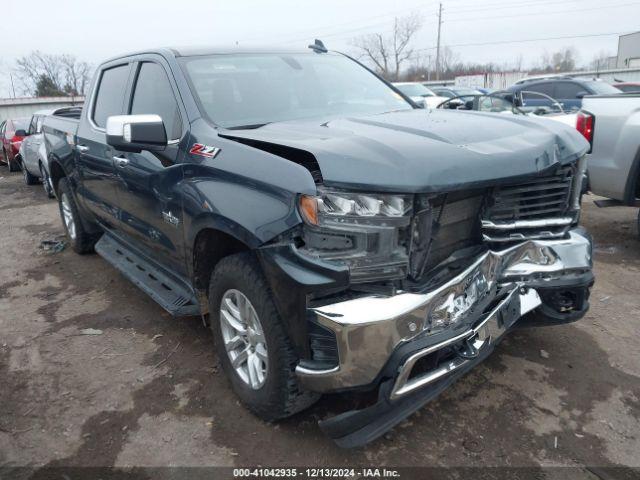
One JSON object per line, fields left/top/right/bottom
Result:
{"left": 1, "top": 0, "right": 639, "bottom": 97}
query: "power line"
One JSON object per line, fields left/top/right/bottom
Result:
{"left": 411, "top": 30, "right": 629, "bottom": 55}
{"left": 443, "top": 0, "right": 586, "bottom": 12}
{"left": 447, "top": 1, "right": 640, "bottom": 23}
{"left": 242, "top": 2, "right": 436, "bottom": 45}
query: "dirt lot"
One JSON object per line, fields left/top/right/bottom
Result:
{"left": 1, "top": 169, "right": 639, "bottom": 477}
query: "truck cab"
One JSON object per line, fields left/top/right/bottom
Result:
{"left": 44, "top": 46, "right": 594, "bottom": 447}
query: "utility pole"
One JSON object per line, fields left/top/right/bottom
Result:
{"left": 9, "top": 73, "right": 16, "bottom": 98}
{"left": 435, "top": 3, "right": 443, "bottom": 81}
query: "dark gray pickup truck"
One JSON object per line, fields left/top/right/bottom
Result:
{"left": 42, "top": 43, "right": 593, "bottom": 447}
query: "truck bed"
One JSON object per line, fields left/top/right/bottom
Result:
{"left": 582, "top": 94, "right": 640, "bottom": 203}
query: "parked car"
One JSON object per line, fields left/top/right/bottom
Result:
{"left": 392, "top": 82, "right": 448, "bottom": 108}
{"left": 581, "top": 93, "right": 640, "bottom": 231}
{"left": 20, "top": 107, "right": 82, "bottom": 197}
{"left": 428, "top": 86, "right": 483, "bottom": 99}
{"left": 19, "top": 110, "right": 53, "bottom": 192}
{"left": 0, "top": 117, "right": 29, "bottom": 171}
{"left": 506, "top": 77, "right": 621, "bottom": 111}
{"left": 43, "top": 46, "right": 593, "bottom": 447}
{"left": 612, "top": 82, "right": 640, "bottom": 93}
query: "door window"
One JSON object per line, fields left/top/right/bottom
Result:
{"left": 36, "top": 115, "right": 44, "bottom": 133}
{"left": 523, "top": 82, "right": 554, "bottom": 96}
{"left": 92, "top": 64, "right": 130, "bottom": 128}
{"left": 554, "top": 82, "right": 583, "bottom": 99}
{"left": 130, "top": 62, "right": 182, "bottom": 140}
{"left": 28, "top": 116, "right": 38, "bottom": 134}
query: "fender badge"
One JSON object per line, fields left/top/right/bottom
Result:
{"left": 189, "top": 143, "right": 221, "bottom": 158}
{"left": 161, "top": 210, "right": 180, "bottom": 227}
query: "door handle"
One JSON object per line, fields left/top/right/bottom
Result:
{"left": 113, "top": 155, "right": 129, "bottom": 168}
{"left": 76, "top": 144, "right": 89, "bottom": 153}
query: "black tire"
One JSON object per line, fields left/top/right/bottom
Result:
{"left": 5, "top": 150, "right": 18, "bottom": 172}
{"left": 40, "top": 164, "right": 55, "bottom": 198}
{"left": 57, "top": 177, "right": 98, "bottom": 254}
{"left": 208, "top": 253, "right": 319, "bottom": 421}
{"left": 22, "top": 162, "right": 39, "bottom": 185}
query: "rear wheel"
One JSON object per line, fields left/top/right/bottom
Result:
{"left": 209, "top": 253, "right": 319, "bottom": 421}
{"left": 22, "top": 162, "right": 39, "bottom": 185}
{"left": 57, "top": 177, "right": 98, "bottom": 254}
{"left": 4, "top": 149, "right": 18, "bottom": 172}
{"left": 40, "top": 164, "right": 55, "bottom": 198}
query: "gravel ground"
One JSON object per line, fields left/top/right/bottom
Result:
{"left": 1, "top": 169, "right": 639, "bottom": 477}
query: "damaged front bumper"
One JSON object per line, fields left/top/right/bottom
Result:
{"left": 295, "top": 227, "right": 593, "bottom": 447}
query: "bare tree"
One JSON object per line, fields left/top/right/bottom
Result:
{"left": 588, "top": 51, "right": 614, "bottom": 71}
{"left": 14, "top": 51, "right": 91, "bottom": 97}
{"left": 352, "top": 13, "right": 423, "bottom": 81}
{"left": 536, "top": 47, "right": 578, "bottom": 73}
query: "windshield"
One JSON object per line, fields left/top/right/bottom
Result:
{"left": 395, "top": 83, "right": 434, "bottom": 97}
{"left": 584, "top": 81, "right": 621, "bottom": 95}
{"left": 452, "top": 87, "right": 482, "bottom": 96}
{"left": 616, "top": 84, "right": 640, "bottom": 93}
{"left": 181, "top": 53, "right": 412, "bottom": 128}
{"left": 13, "top": 119, "right": 29, "bottom": 130}
{"left": 433, "top": 88, "right": 456, "bottom": 98}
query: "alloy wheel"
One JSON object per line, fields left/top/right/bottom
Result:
{"left": 40, "top": 166, "right": 53, "bottom": 197}
{"left": 60, "top": 193, "right": 76, "bottom": 240}
{"left": 219, "top": 289, "right": 268, "bottom": 390}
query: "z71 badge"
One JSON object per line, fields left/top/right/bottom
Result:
{"left": 189, "top": 143, "right": 221, "bottom": 158}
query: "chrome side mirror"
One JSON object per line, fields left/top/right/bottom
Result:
{"left": 106, "top": 114, "right": 167, "bottom": 153}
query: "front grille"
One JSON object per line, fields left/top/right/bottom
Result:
{"left": 481, "top": 165, "right": 578, "bottom": 243}
{"left": 484, "top": 166, "right": 574, "bottom": 222}
{"left": 409, "top": 190, "right": 484, "bottom": 280}
{"left": 408, "top": 165, "right": 579, "bottom": 280}
{"left": 429, "top": 191, "right": 484, "bottom": 268}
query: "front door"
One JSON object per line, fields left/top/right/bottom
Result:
{"left": 74, "top": 62, "right": 132, "bottom": 229}
{"left": 111, "top": 58, "right": 188, "bottom": 276}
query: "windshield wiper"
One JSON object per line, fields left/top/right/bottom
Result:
{"left": 226, "top": 122, "right": 271, "bottom": 130}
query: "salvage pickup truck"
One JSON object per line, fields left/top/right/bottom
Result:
{"left": 580, "top": 94, "right": 640, "bottom": 232}
{"left": 43, "top": 44, "right": 594, "bottom": 447}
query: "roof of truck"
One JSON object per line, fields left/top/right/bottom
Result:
{"left": 102, "top": 46, "right": 330, "bottom": 63}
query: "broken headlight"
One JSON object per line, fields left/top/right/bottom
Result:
{"left": 298, "top": 188, "right": 413, "bottom": 283}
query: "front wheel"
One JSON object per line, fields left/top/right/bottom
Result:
{"left": 209, "top": 253, "right": 319, "bottom": 421}
{"left": 40, "top": 164, "right": 55, "bottom": 198}
{"left": 57, "top": 177, "right": 98, "bottom": 254}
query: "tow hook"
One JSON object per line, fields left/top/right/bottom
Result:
{"left": 454, "top": 334, "right": 481, "bottom": 359}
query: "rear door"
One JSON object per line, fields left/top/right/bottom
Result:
{"left": 24, "top": 115, "right": 44, "bottom": 175}
{"left": 519, "top": 82, "right": 557, "bottom": 109}
{"left": 75, "top": 62, "right": 132, "bottom": 228}
{"left": 552, "top": 81, "right": 584, "bottom": 111}
{"left": 111, "top": 56, "right": 188, "bottom": 275}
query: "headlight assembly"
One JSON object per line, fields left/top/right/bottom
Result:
{"left": 298, "top": 188, "right": 413, "bottom": 283}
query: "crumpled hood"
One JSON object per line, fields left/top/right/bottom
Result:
{"left": 220, "top": 109, "right": 589, "bottom": 193}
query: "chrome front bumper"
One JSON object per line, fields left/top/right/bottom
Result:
{"left": 296, "top": 228, "right": 592, "bottom": 394}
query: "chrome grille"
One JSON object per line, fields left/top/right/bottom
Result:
{"left": 482, "top": 165, "right": 577, "bottom": 242}
{"left": 484, "top": 166, "right": 573, "bottom": 222}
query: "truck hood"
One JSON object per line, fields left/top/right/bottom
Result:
{"left": 220, "top": 109, "right": 589, "bottom": 193}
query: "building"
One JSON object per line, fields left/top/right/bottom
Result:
{"left": 0, "top": 96, "right": 84, "bottom": 124}
{"left": 617, "top": 31, "right": 640, "bottom": 68}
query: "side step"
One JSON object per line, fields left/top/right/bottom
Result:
{"left": 95, "top": 234, "right": 201, "bottom": 317}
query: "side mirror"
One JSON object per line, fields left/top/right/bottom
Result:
{"left": 106, "top": 114, "right": 167, "bottom": 153}
{"left": 576, "top": 91, "right": 588, "bottom": 99}
{"left": 15, "top": 129, "right": 28, "bottom": 137}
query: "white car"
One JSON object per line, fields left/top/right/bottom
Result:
{"left": 19, "top": 109, "right": 54, "bottom": 197}
{"left": 393, "top": 82, "right": 448, "bottom": 109}
{"left": 19, "top": 107, "right": 82, "bottom": 198}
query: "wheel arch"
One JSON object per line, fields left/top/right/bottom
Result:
{"left": 48, "top": 159, "right": 67, "bottom": 196}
